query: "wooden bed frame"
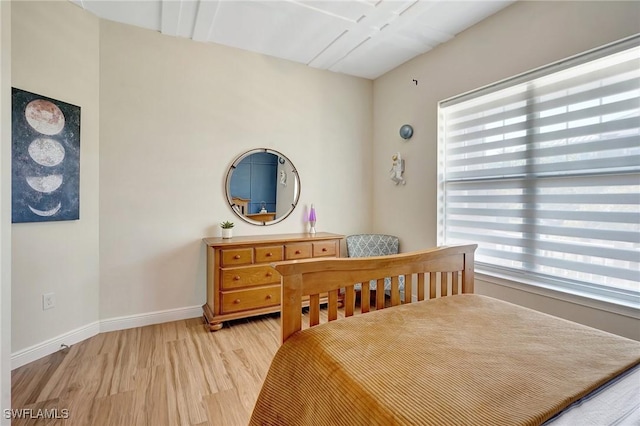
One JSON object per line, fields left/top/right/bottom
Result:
{"left": 253, "top": 243, "right": 639, "bottom": 425}
{"left": 273, "top": 244, "right": 477, "bottom": 343}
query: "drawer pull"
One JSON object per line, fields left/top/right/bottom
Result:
{"left": 234, "top": 299, "right": 241, "bottom": 304}
{"left": 234, "top": 255, "right": 241, "bottom": 260}
{"left": 266, "top": 294, "right": 272, "bottom": 300}
{"left": 266, "top": 252, "right": 272, "bottom": 257}
{"left": 266, "top": 272, "right": 272, "bottom": 277}
{"left": 233, "top": 275, "right": 241, "bottom": 281}
{"left": 322, "top": 247, "right": 327, "bottom": 252}
{"left": 295, "top": 250, "right": 301, "bottom": 254}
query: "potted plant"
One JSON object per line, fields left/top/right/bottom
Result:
{"left": 220, "top": 221, "right": 234, "bottom": 239}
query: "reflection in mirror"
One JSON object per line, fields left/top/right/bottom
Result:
{"left": 225, "top": 149, "right": 300, "bottom": 225}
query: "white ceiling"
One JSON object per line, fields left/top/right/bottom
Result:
{"left": 71, "top": 0, "right": 515, "bottom": 80}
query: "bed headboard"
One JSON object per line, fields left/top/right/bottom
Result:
{"left": 274, "top": 244, "right": 477, "bottom": 343}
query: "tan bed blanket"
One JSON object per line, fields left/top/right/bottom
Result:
{"left": 250, "top": 294, "right": 640, "bottom": 426}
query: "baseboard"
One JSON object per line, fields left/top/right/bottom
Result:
{"left": 99, "top": 305, "right": 202, "bottom": 333}
{"left": 11, "top": 321, "right": 100, "bottom": 370}
{"left": 11, "top": 305, "right": 203, "bottom": 370}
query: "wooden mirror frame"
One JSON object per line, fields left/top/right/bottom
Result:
{"left": 225, "top": 148, "right": 301, "bottom": 226}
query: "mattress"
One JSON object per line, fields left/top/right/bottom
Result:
{"left": 250, "top": 295, "right": 640, "bottom": 425}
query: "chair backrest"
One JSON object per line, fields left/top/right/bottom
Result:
{"left": 346, "top": 234, "right": 399, "bottom": 258}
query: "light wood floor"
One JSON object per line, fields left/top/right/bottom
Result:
{"left": 11, "top": 313, "right": 285, "bottom": 426}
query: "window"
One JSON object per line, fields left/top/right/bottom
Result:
{"left": 438, "top": 36, "right": 640, "bottom": 308}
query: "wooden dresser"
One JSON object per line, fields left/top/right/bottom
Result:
{"left": 202, "top": 232, "right": 343, "bottom": 331}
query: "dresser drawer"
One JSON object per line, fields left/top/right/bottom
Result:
{"left": 221, "top": 286, "right": 281, "bottom": 314}
{"left": 221, "top": 248, "right": 253, "bottom": 267}
{"left": 285, "top": 243, "right": 312, "bottom": 259}
{"left": 313, "top": 241, "right": 337, "bottom": 257}
{"left": 255, "top": 245, "right": 284, "bottom": 263}
{"left": 221, "top": 265, "right": 280, "bottom": 290}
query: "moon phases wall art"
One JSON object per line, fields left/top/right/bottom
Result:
{"left": 12, "top": 88, "right": 81, "bottom": 223}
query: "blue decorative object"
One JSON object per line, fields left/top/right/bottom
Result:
{"left": 399, "top": 124, "right": 413, "bottom": 140}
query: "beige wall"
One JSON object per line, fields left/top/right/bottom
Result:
{"left": 98, "top": 21, "right": 373, "bottom": 319}
{"left": 11, "top": 1, "right": 100, "bottom": 352}
{"left": 8, "top": 0, "right": 639, "bottom": 362}
{"left": 1, "top": 0, "right": 12, "bottom": 419}
{"left": 372, "top": 1, "right": 640, "bottom": 339}
{"left": 9, "top": 1, "right": 372, "bottom": 353}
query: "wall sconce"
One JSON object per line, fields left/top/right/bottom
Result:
{"left": 399, "top": 124, "right": 413, "bottom": 140}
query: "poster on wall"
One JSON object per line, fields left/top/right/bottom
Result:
{"left": 11, "top": 88, "right": 81, "bottom": 223}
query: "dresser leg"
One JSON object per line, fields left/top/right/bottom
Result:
{"left": 207, "top": 321, "right": 223, "bottom": 331}
{"left": 202, "top": 304, "right": 223, "bottom": 332}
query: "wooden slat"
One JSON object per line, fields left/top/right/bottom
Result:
{"left": 462, "top": 250, "right": 475, "bottom": 293}
{"left": 376, "top": 278, "right": 385, "bottom": 310}
{"left": 345, "top": 285, "right": 355, "bottom": 317}
{"left": 391, "top": 276, "right": 400, "bottom": 306}
{"left": 441, "top": 272, "right": 448, "bottom": 297}
{"left": 328, "top": 290, "right": 338, "bottom": 321}
{"left": 281, "top": 274, "right": 302, "bottom": 343}
{"left": 429, "top": 272, "right": 437, "bottom": 299}
{"left": 309, "top": 294, "right": 320, "bottom": 327}
{"left": 452, "top": 271, "right": 459, "bottom": 295}
{"left": 404, "top": 275, "right": 412, "bottom": 304}
{"left": 361, "top": 282, "right": 370, "bottom": 313}
{"left": 417, "top": 273, "right": 425, "bottom": 301}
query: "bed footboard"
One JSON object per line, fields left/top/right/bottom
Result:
{"left": 274, "top": 244, "right": 477, "bottom": 343}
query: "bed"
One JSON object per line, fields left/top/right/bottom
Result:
{"left": 249, "top": 244, "right": 640, "bottom": 426}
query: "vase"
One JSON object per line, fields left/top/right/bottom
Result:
{"left": 222, "top": 228, "right": 233, "bottom": 239}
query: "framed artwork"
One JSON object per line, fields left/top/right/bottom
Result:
{"left": 12, "top": 88, "right": 81, "bottom": 223}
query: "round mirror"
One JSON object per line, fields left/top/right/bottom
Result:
{"left": 225, "top": 148, "right": 301, "bottom": 225}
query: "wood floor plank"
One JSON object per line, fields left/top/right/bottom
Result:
{"left": 92, "top": 390, "right": 137, "bottom": 426}
{"left": 203, "top": 389, "right": 249, "bottom": 426}
{"left": 15, "top": 349, "right": 68, "bottom": 405}
{"left": 187, "top": 332, "right": 223, "bottom": 396}
{"left": 165, "top": 339, "right": 209, "bottom": 425}
{"left": 132, "top": 365, "right": 169, "bottom": 426}
{"left": 9, "top": 397, "right": 67, "bottom": 426}
{"left": 11, "top": 315, "right": 283, "bottom": 425}
{"left": 117, "top": 328, "right": 141, "bottom": 393}
{"left": 220, "top": 348, "right": 263, "bottom": 414}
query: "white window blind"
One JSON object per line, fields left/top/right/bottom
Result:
{"left": 438, "top": 36, "right": 640, "bottom": 307}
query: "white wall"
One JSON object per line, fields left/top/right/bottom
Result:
{"left": 11, "top": 1, "right": 100, "bottom": 353}
{"left": 98, "top": 21, "right": 373, "bottom": 319}
{"left": 372, "top": 1, "right": 640, "bottom": 339}
{"left": 1, "top": 1, "right": 12, "bottom": 421}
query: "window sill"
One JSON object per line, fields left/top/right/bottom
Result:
{"left": 475, "top": 268, "right": 640, "bottom": 320}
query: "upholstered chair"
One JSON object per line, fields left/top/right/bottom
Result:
{"left": 346, "top": 234, "right": 404, "bottom": 296}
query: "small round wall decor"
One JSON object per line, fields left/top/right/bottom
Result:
{"left": 399, "top": 124, "right": 413, "bottom": 140}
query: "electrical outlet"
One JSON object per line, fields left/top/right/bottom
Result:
{"left": 43, "top": 293, "right": 55, "bottom": 310}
